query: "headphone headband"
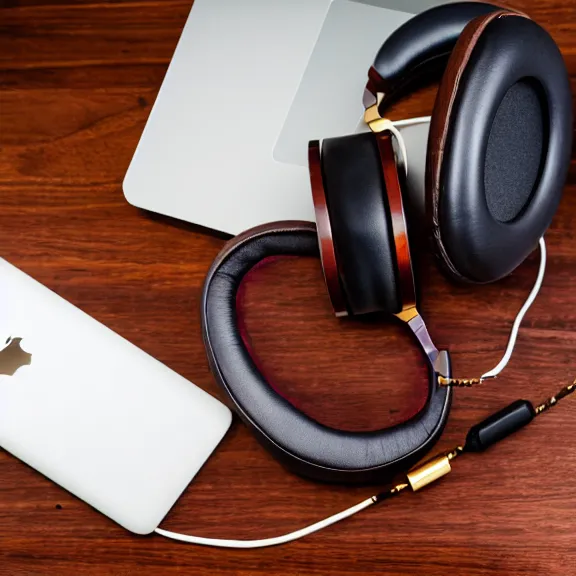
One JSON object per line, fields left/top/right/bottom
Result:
{"left": 364, "top": 2, "right": 503, "bottom": 110}
{"left": 202, "top": 221, "right": 453, "bottom": 484}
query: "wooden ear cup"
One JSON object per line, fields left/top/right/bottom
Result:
{"left": 375, "top": 134, "right": 417, "bottom": 318}
{"left": 308, "top": 140, "right": 348, "bottom": 317}
{"left": 308, "top": 133, "right": 416, "bottom": 319}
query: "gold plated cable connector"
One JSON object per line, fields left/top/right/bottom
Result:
{"left": 438, "top": 376, "right": 483, "bottom": 388}
{"left": 406, "top": 446, "right": 464, "bottom": 492}
{"left": 535, "top": 379, "right": 576, "bottom": 415}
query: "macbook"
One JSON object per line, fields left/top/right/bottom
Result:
{"left": 0, "top": 258, "right": 232, "bottom": 534}
{"left": 124, "top": 0, "right": 447, "bottom": 234}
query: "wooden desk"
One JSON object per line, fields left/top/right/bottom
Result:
{"left": 1, "top": 1, "right": 574, "bottom": 574}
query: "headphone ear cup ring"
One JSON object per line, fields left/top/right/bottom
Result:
{"left": 426, "top": 13, "right": 572, "bottom": 283}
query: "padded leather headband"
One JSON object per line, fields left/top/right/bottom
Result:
{"left": 202, "top": 221, "right": 453, "bottom": 484}
{"left": 365, "top": 2, "right": 502, "bottom": 109}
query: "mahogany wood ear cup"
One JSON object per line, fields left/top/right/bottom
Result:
{"left": 375, "top": 134, "right": 417, "bottom": 314}
{"left": 312, "top": 133, "right": 401, "bottom": 316}
{"left": 426, "top": 12, "right": 572, "bottom": 283}
{"left": 308, "top": 141, "right": 349, "bottom": 317}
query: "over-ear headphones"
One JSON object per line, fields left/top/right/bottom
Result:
{"left": 201, "top": 3, "right": 572, "bottom": 485}
{"left": 313, "top": 2, "right": 571, "bottom": 315}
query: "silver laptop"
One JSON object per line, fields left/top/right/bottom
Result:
{"left": 124, "top": 0, "right": 447, "bottom": 235}
{"left": 0, "top": 258, "right": 232, "bottom": 534}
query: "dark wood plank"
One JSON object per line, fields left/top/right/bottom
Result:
{"left": 1, "top": 1, "right": 575, "bottom": 574}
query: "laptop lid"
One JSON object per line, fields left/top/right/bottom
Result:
{"left": 0, "top": 258, "right": 231, "bottom": 535}
{"left": 124, "top": 0, "right": 441, "bottom": 235}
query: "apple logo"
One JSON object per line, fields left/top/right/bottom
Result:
{"left": 0, "top": 337, "right": 32, "bottom": 377}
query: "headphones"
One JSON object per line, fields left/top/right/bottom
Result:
{"left": 201, "top": 3, "right": 572, "bottom": 485}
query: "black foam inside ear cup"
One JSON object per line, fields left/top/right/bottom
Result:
{"left": 428, "top": 14, "right": 572, "bottom": 283}
{"left": 484, "top": 79, "right": 545, "bottom": 223}
{"left": 201, "top": 221, "right": 453, "bottom": 485}
{"left": 321, "top": 133, "right": 401, "bottom": 316}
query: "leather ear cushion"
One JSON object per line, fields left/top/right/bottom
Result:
{"left": 201, "top": 221, "right": 452, "bottom": 484}
{"left": 321, "top": 133, "right": 401, "bottom": 315}
{"left": 427, "top": 13, "right": 572, "bottom": 283}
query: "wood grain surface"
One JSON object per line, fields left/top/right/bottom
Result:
{"left": 0, "top": 1, "right": 575, "bottom": 574}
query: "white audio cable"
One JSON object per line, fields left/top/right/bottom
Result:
{"left": 440, "top": 238, "right": 548, "bottom": 387}
{"left": 392, "top": 116, "right": 432, "bottom": 128}
{"left": 480, "top": 237, "right": 547, "bottom": 381}
{"left": 387, "top": 116, "right": 431, "bottom": 177}
{"left": 155, "top": 497, "right": 376, "bottom": 549}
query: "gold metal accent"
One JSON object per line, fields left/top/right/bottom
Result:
{"left": 407, "top": 453, "right": 452, "bottom": 492}
{"left": 535, "top": 379, "right": 576, "bottom": 415}
{"left": 395, "top": 305, "right": 419, "bottom": 323}
{"left": 364, "top": 92, "right": 394, "bottom": 134}
{"left": 391, "top": 482, "right": 409, "bottom": 494}
{"left": 447, "top": 446, "right": 465, "bottom": 461}
{"left": 367, "top": 117, "right": 395, "bottom": 134}
{"left": 438, "top": 376, "right": 483, "bottom": 388}
{"left": 364, "top": 93, "right": 384, "bottom": 122}
{"left": 371, "top": 482, "right": 410, "bottom": 504}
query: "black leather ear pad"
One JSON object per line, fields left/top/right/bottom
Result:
{"left": 321, "top": 133, "right": 401, "bottom": 316}
{"left": 368, "top": 2, "right": 501, "bottom": 108}
{"left": 202, "top": 221, "right": 452, "bottom": 485}
{"left": 428, "top": 14, "right": 572, "bottom": 283}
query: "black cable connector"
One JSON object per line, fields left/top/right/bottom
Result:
{"left": 465, "top": 399, "right": 536, "bottom": 452}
